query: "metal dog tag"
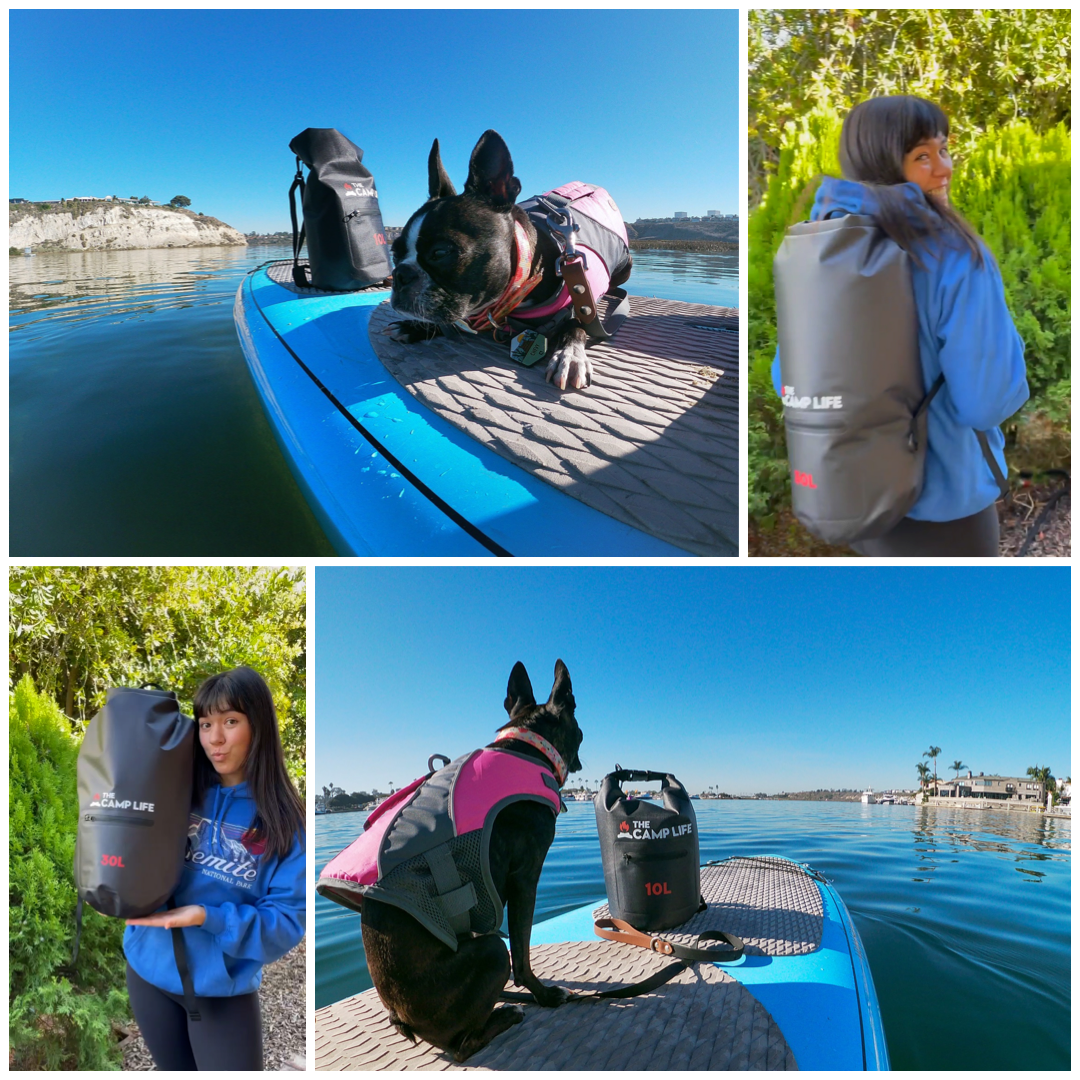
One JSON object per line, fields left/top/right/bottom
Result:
{"left": 510, "top": 330, "right": 547, "bottom": 367}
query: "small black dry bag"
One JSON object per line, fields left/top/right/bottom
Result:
{"left": 288, "top": 127, "right": 392, "bottom": 291}
{"left": 595, "top": 767, "right": 701, "bottom": 931}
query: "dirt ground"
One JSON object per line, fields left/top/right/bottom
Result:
{"left": 120, "top": 938, "right": 306, "bottom": 1071}
{"left": 749, "top": 482, "right": 1071, "bottom": 558}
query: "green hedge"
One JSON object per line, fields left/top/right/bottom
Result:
{"left": 9, "top": 677, "right": 129, "bottom": 1070}
{"left": 748, "top": 111, "right": 1072, "bottom": 525}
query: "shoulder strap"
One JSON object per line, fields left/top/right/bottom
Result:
{"left": 975, "top": 430, "right": 1010, "bottom": 498}
{"left": 289, "top": 156, "right": 310, "bottom": 289}
{"left": 593, "top": 917, "right": 744, "bottom": 963}
{"left": 912, "top": 374, "right": 1010, "bottom": 497}
{"left": 70, "top": 896, "right": 84, "bottom": 967}
{"left": 168, "top": 899, "right": 202, "bottom": 1022}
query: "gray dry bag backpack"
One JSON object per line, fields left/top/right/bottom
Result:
{"left": 774, "top": 213, "right": 1008, "bottom": 544}
{"left": 288, "top": 128, "right": 393, "bottom": 292}
{"left": 72, "top": 688, "right": 201, "bottom": 1017}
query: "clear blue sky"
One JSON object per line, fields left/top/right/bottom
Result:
{"left": 312, "top": 567, "right": 1071, "bottom": 797}
{"left": 9, "top": 10, "right": 738, "bottom": 233}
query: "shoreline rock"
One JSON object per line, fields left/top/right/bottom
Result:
{"left": 9, "top": 202, "right": 247, "bottom": 251}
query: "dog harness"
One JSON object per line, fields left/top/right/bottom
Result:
{"left": 467, "top": 183, "right": 631, "bottom": 340}
{"left": 316, "top": 748, "right": 564, "bottom": 950}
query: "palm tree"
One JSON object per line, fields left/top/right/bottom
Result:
{"left": 950, "top": 760, "right": 967, "bottom": 780}
{"left": 923, "top": 746, "right": 942, "bottom": 795}
{"left": 916, "top": 762, "right": 931, "bottom": 792}
{"left": 1027, "top": 765, "right": 1056, "bottom": 803}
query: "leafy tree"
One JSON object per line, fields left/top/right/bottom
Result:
{"left": 137, "top": 196, "right": 151, "bottom": 204}
{"left": 749, "top": 9, "right": 1071, "bottom": 207}
{"left": 923, "top": 746, "right": 942, "bottom": 795}
{"left": 8, "top": 566, "right": 306, "bottom": 793}
{"left": 169, "top": 195, "right": 191, "bottom": 209}
{"left": 9, "top": 678, "right": 130, "bottom": 1069}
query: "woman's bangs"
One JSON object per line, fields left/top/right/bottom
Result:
{"left": 904, "top": 98, "right": 950, "bottom": 153}
{"left": 193, "top": 673, "right": 241, "bottom": 719}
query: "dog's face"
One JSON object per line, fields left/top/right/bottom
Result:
{"left": 390, "top": 130, "right": 522, "bottom": 327}
{"left": 499, "top": 658, "right": 583, "bottom": 777}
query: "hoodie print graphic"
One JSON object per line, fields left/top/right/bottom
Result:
{"left": 185, "top": 811, "right": 266, "bottom": 889}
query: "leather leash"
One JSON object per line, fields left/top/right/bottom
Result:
{"left": 498, "top": 919, "right": 743, "bottom": 1005}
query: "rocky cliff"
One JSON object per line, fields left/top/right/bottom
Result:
{"left": 9, "top": 203, "right": 246, "bottom": 251}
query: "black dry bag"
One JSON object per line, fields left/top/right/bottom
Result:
{"left": 288, "top": 127, "right": 392, "bottom": 291}
{"left": 74, "top": 688, "right": 194, "bottom": 919}
{"left": 595, "top": 767, "right": 701, "bottom": 931}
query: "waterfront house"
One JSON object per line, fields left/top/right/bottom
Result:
{"left": 937, "top": 772, "right": 1045, "bottom": 802}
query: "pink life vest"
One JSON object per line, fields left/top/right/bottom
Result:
{"left": 316, "top": 747, "right": 563, "bottom": 950}
{"left": 514, "top": 182, "right": 631, "bottom": 323}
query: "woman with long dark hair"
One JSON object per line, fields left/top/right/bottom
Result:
{"left": 773, "top": 95, "right": 1029, "bottom": 556}
{"left": 123, "top": 667, "right": 305, "bottom": 1070}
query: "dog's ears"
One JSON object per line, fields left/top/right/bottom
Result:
{"left": 548, "top": 659, "right": 574, "bottom": 712}
{"left": 464, "top": 130, "right": 521, "bottom": 208}
{"left": 504, "top": 661, "right": 536, "bottom": 721}
{"left": 428, "top": 138, "right": 457, "bottom": 200}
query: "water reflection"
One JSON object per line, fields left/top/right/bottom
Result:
{"left": 909, "top": 805, "right": 1069, "bottom": 883}
{"left": 9, "top": 245, "right": 268, "bottom": 338}
{"left": 625, "top": 249, "right": 738, "bottom": 308}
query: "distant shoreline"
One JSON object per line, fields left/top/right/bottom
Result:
{"left": 630, "top": 238, "right": 737, "bottom": 253}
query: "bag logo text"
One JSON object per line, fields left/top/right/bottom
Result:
{"left": 90, "top": 792, "right": 155, "bottom": 811}
{"left": 782, "top": 385, "right": 843, "bottom": 410}
{"left": 616, "top": 822, "right": 693, "bottom": 841}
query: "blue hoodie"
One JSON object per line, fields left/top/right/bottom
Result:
{"left": 772, "top": 177, "right": 1029, "bottom": 522}
{"left": 124, "top": 780, "right": 305, "bottom": 997}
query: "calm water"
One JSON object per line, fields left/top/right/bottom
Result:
{"left": 9, "top": 244, "right": 735, "bottom": 556}
{"left": 314, "top": 800, "right": 1070, "bottom": 1070}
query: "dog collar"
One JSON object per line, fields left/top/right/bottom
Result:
{"left": 495, "top": 726, "right": 568, "bottom": 786}
{"left": 467, "top": 219, "right": 545, "bottom": 332}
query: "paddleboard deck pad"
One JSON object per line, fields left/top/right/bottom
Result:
{"left": 312, "top": 856, "right": 888, "bottom": 1070}
{"left": 235, "top": 260, "right": 738, "bottom": 556}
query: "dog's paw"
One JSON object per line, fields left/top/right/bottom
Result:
{"left": 544, "top": 338, "right": 592, "bottom": 391}
{"left": 383, "top": 319, "right": 440, "bottom": 344}
{"left": 504, "top": 1003, "right": 526, "bottom": 1024}
{"left": 531, "top": 983, "right": 570, "bottom": 1008}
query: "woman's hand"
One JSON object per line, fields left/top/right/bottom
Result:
{"left": 126, "top": 905, "right": 207, "bottom": 929}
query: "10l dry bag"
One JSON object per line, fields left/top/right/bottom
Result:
{"left": 595, "top": 767, "right": 701, "bottom": 931}
{"left": 289, "top": 128, "right": 392, "bottom": 291}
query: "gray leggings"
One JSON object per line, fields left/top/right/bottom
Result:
{"left": 126, "top": 963, "right": 263, "bottom": 1071}
{"left": 851, "top": 502, "right": 1000, "bottom": 557}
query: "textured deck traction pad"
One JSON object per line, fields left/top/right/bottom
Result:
{"left": 313, "top": 940, "right": 796, "bottom": 1070}
{"left": 368, "top": 297, "right": 739, "bottom": 556}
{"left": 266, "top": 258, "right": 389, "bottom": 296}
{"left": 594, "top": 858, "right": 825, "bottom": 957}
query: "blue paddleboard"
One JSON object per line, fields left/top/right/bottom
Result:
{"left": 234, "top": 264, "right": 691, "bottom": 556}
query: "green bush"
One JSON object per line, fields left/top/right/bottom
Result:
{"left": 9, "top": 677, "right": 129, "bottom": 1070}
{"left": 952, "top": 121, "right": 1071, "bottom": 464}
{"left": 748, "top": 110, "right": 1072, "bottom": 525}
